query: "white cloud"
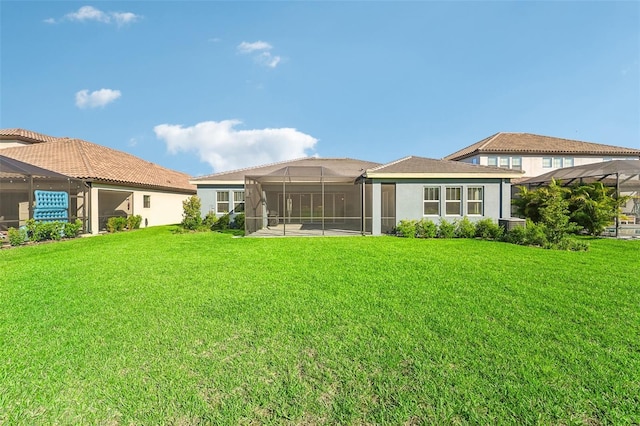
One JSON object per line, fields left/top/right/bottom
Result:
{"left": 75, "top": 88, "right": 122, "bottom": 109}
{"left": 59, "top": 6, "right": 141, "bottom": 26}
{"left": 112, "top": 11, "right": 141, "bottom": 26}
{"left": 43, "top": 18, "right": 57, "bottom": 24}
{"left": 238, "top": 40, "right": 283, "bottom": 68}
{"left": 154, "top": 120, "right": 318, "bottom": 173}
{"left": 237, "top": 41, "right": 272, "bottom": 54}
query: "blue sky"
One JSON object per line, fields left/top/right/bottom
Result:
{"left": 2, "top": 1, "right": 639, "bottom": 177}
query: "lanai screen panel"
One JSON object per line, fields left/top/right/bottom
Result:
{"left": 245, "top": 166, "right": 365, "bottom": 236}
{"left": 0, "top": 156, "right": 88, "bottom": 231}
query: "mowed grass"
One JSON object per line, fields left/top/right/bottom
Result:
{"left": 1, "top": 227, "right": 639, "bottom": 425}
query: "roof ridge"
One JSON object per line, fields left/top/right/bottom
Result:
{"left": 71, "top": 139, "right": 97, "bottom": 177}
{"left": 478, "top": 132, "right": 502, "bottom": 150}
{"left": 367, "top": 156, "right": 413, "bottom": 172}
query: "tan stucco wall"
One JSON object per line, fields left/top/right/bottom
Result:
{"left": 89, "top": 184, "right": 192, "bottom": 233}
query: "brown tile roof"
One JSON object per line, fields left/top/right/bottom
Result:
{"left": 1, "top": 135, "right": 195, "bottom": 193}
{"left": 444, "top": 132, "right": 640, "bottom": 161}
{"left": 0, "top": 128, "right": 62, "bottom": 144}
{"left": 192, "top": 157, "right": 382, "bottom": 182}
{"left": 366, "top": 155, "right": 523, "bottom": 177}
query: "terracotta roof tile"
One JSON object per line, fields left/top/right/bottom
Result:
{"left": 444, "top": 132, "right": 640, "bottom": 160}
{"left": 0, "top": 128, "right": 62, "bottom": 144}
{"left": 1, "top": 132, "right": 195, "bottom": 193}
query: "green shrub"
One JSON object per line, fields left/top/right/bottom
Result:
{"left": 181, "top": 195, "right": 203, "bottom": 230}
{"left": 437, "top": 219, "right": 455, "bottom": 238}
{"left": 504, "top": 226, "right": 527, "bottom": 245}
{"left": 415, "top": 218, "right": 437, "bottom": 238}
{"left": 33, "top": 221, "right": 64, "bottom": 241}
{"left": 525, "top": 220, "right": 548, "bottom": 247}
{"left": 127, "top": 215, "right": 142, "bottom": 230}
{"left": 63, "top": 219, "right": 83, "bottom": 238}
{"left": 475, "top": 218, "right": 503, "bottom": 240}
{"left": 396, "top": 219, "right": 417, "bottom": 238}
{"left": 203, "top": 212, "right": 218, "bottom": 229}
{"left": 232, "top": 213, "right": 245, "bottom": 230}
{"left": 7, "top": 227, "right": 27, "bottom": 246}
{"left": 455, "top": 217, "right": 476, "bottom": 239}
{"left": 553, "top": 237, "right": 590, "bottom": 252}
{"left": 106, "top": 216, "right": 127, "bottom": 233}
{"left": 212, "top": 214, "right": 230, "bottom": 231}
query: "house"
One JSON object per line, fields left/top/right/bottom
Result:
{"left": 444, "top": 132, "right": 640, "bottom": 178}
{"left": 0, "top": 128, "right": 196, "bottom": 233}
{"left": 190, "top": 156, "right": 522, "bottom": 236}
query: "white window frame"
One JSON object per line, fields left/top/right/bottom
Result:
{"left": 542, "top": 158, "right": 552, "bottom": 168}
{"left": 216, "top": 191, "right": 229, "bottom": 213}
{"left": 423, "top": 186, "right": 440, "bottom": 216}
{"left": 487, "top": 156, "right": 498, "bottom": 167}
{"left": 233, "top": 191, "right": 245, "bottom": 213}
{"left": 467, "top": 187, "right": 483, "bottom": 216}
{"left": 143, "top": 195, "right": 151, "bottom": 208}
{"left": 564, "top": 158, "right": 574, "bottom": 167}
{"left": 499, "top": 157, "right": 510, "bottom": 168}
{"left": 511, "top": 157, "right": 522, "bottom": 170}
{"left": 445, "top": 187, "right": 462, "bottom": 216}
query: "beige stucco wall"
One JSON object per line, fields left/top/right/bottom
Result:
{"left": 89, "top": 184, "right": 192, "bottom": 233}
{"left": 464, "top": 154, "right": 638, "bottom": 177}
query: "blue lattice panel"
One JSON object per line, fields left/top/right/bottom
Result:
{"left": 34, "top": 190, "right": 69, "bottom": 210}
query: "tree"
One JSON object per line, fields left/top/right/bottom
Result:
{"left": 570, "top": 182, "right": 629, "bottom": 236}
{"left": 181, "top": 195, "right": 202, "bottom": 230}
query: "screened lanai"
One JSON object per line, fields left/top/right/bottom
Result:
{"left": 521, "top": 160, "right": 640, "bottom": 236}
{"left": 244, "top": 165, "right": 373, "bottom": 236}
{"left": 0, "top": 155, "right": 88, "bottom": 232}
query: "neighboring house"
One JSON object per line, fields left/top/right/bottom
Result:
{"left": 190, "top": 156, "right": 522, "bottom": 236}
{"left": 444, "top": 132, "right": 640, "bottom": 178}
{"left": 0, "top": 128, "right": 196, "bottom": 234}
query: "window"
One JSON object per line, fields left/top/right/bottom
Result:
{"left": 487, "top": 156, "right": 498, "bottom": 167}
{"left": 233, "top": 191, "right": 245, "bottom": 213}
{"left": 553, "top": 157, "right": 563, "bottom": 168}
{"left": 471, "top": 158, "right": 479, "bottom": 165}
{"left": 143, "top": 195, "right": 151, "bottom": 208}
{"left": 542, "top": 158, "right": 552, "bottom": 168}
{"left": 423, "top": 187, "right": 440, "bottom": 215}
{"left": 511, "top": 157, "right": 522, "bottom": 170}
{"left": 467, "top": 187, "right": 483, "bottom": 215}
{"left": 564, "top": 158, "right": 574, "bottom": 167}
{"left": 445, "top": 187, "right": 461, "bottom": 215}
{"left": 499, "top": 157, "right": 510, "bottom": 168}
{"left": 216, "top": 191, "right": 229, "bottom": 213}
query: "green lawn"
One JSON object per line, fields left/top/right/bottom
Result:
{"left": 1, "top": 227, "right": 639, "bottom": 424}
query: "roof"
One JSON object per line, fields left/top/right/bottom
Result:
{"left": 0, "top": 134, "right": 195, "bottom": 193}
{"left": 192, "top": 157, "right": 381, "bottom": 184}
{"left": 0, "top": 155, "right": 72, "bottom": 180}
{"left": 521, "top": 160, "right": 640, "bottom": 190}
{"left": 365, "top": 156, "right": 524, "bottom": 179}
{"left": 444, "top": 132, "right": 640, "bottom": 161}
{"left": 0, "top": 128, "right": 61, "bottom": 144}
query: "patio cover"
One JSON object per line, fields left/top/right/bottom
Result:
{"left": 246, "top": 165, "right": 360, "bottom": 183}
{"left": 521, "top": 160, "right": 640, "bottom": 191}
{"left": 0, "top": 155, "right": 71, "bottom": 179}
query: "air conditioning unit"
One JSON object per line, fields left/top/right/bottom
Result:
{"left": 499, "top": 218, "right": 526, "bottom": 231}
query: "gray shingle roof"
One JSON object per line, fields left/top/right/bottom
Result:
{"left": 366, "top": 156, "right": 523, "bottom": 177}
{"left": 192, "top": 157, "right": 382, "bottom": 182}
